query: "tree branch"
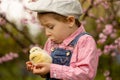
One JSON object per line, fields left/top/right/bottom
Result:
{"left": 0, "top": 25, "right": 27, "bottom": 48}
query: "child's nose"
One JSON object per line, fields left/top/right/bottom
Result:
{"left": 45, "top": 29, "right": 51, "bottom": 37}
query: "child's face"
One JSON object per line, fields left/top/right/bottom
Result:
{"left": 38, "top": 13, "right": 77, "bottom": 44}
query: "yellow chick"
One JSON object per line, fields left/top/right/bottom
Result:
{"left": 29, "top": 47, "right": 52, "bottom": 64}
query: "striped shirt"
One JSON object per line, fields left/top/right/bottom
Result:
{"left": 44, "top": 25, "right": 99, "bottom": 80}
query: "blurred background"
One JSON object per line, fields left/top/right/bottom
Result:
{"left": 0, "top": 0, "right": 120, "bottom": 80}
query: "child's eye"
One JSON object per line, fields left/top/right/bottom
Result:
{"left": 48, "top": 25, "right": 54, "bottom": 29}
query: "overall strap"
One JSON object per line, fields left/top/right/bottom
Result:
{"left": 69, "top": 32, "right": 90, "bottom": 47}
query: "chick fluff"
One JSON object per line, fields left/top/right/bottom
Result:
{"left": 29, "top": 47, "right": 52, "bottom": 64}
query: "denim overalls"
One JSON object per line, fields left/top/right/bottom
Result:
{"left": 46, "top": 32, "right": 89, "bottom": 80}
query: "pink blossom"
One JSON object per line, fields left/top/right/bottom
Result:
{"left": 0, "top": 17, "right": 6, "bottom": 25}
{"left": 88, "top": 13, "right": 95, "bottom": 17}
{"left": 21, "top": 18, "right": 28, "bottom": 24}
{"left": 9, "top": 52, "right": 19, "bottom": 58}
{"left": 97, "top": 39, "right": 106, "bottom": 44}
{"left": 1, "top": 57, "right": 7, "bottom": 62}
{"left": 97, "top": 33, "right": 108, "bottom": 44}
{"left": 104, "top": 70, "right": 110, "bottom": 77}
{"left": 103, "top": 49, "right": 109, "bottom": 54}
{"left": 106, "top": 76, "right": 112, "bottom": 80}
{"left": 109, "top": 15, "right": 114, "bottom": 20}
{"left": 103, "top": 45, "right": 111, "bottom": 54}
{"left": 28, "top": 0, "right": 38, "bottom": 2}
{"left": 103, "top": 24, "right": 113, "bottom": 35}
{"left": 94, "top": 0, "right": 103, "bottom": 6}
{"left": 30, "top": 16, "right": 37, "bottom": 23}
{"left": 83, "top": 8, "right": 87, "bottom": 13}
{"left": 97, "top": 48, "right": 102, "bottom": 56}
{"left": 111, "top": 52, "right": 116, "bottom": 57}
{"left": 109, "top": 44, "right": 116, "bottom": 50}
{"left": 113, "top": 29, "right": 117, "bottom": 33}
{"left": 4, "top": 33, "right": 10, "bottom": 39}
{"left": 99, "top": 33, "right": 107, "bottom": 39}
{"left": 13, "top": 53, "right": 19, "bottom": 58}
{"left": 0, "top": 52, "right": 19, "bottom": 64}
{"left": 96, "top": 17, "right": 104, "bottom": 23}
{"left": 96, "top": 24, "right": 103, "bottom": 32}
{"left": 101, "top": 1, "right": 109, "bottom": 9}
{"left": 112, "top": 21, "right": 117, "bottom": 26}
{"left": 103, "top": 44, "right": 117, "bottom": 54}
{"left": 5, "top": 54, "right": 13, "bottom": 61}
{"left": 114, "top": 37, "right": 120, "bottom": 48}
{"left": 110, "top": 33, "right": 117, "bottom": 39}
{"left": 96, "top": 19, "right": 101, "bottom": 23}
{"left": 99, "top": 17, "right": 104, "bottom": 22}
{"left": 81, "top": 20, "right": 86, "bottom": 25}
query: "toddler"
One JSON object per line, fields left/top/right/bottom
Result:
{"left": 26, "top": 0, "right": 99, "bottom": 80}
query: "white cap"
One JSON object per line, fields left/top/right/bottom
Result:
{"left": 26, "top": 0, "right": 83, "bottom": 19}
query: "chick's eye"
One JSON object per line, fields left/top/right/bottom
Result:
{"left": 32, "top": 49, "right": 37, "bottom": 52}
{"left": 32, "top": 50, "right": 35, "bottom": 52}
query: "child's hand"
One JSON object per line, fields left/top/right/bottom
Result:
{"left": 26, "top": 61, "right": 34, "bottom": 72}
{"left": 32, "top": 63, "right": 50, "bottom": 77}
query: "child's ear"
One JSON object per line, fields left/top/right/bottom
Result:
{"left": 67, "top": 16, "right": 75, "bottom": 28}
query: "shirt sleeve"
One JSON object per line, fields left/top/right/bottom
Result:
{"left": 50, "top": 35, "right": 99, "bottom": 80}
